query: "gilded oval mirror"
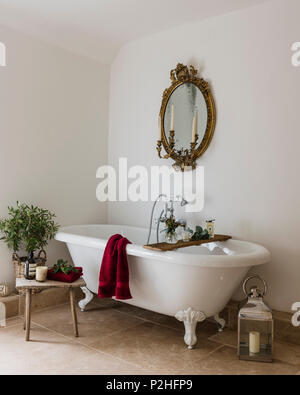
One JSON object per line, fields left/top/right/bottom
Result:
{"left": 158, "top": 64, "right": 216, "bottom": 171}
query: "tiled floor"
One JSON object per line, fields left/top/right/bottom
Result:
{"left": 1, "top": 298, "right": 300, "bottom": 375}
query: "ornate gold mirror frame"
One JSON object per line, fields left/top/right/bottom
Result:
{"left": 157, "top": 63, "right": 216, "bottom": 171}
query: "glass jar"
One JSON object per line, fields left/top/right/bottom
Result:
{"left": 206, "top": 220, "right": 215, "bottom": 238}
{"left": 165, "top": 231, "right": 178, "bottom": 244}
{"left": 182, "top": 230, "right": 191, "bottom": 242}
{"left": 0, "top": 283, "right": 11, "bottom": 297}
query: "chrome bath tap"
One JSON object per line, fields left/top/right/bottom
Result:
{"left": 146, "top": 195, "right": 188, "bottom": 245}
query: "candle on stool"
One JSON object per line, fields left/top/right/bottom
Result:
{"left": 249, "top": 331, "right": 260, "bottom": 354}
{"left": 36, "top": 266, "right": 48, "bottom": 282}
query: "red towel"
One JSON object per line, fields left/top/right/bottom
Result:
{"left": 47, "top": 267, "right": 83, "bottom": 283}
{"left": 98, "top": 234, "right": 132, "bottom": 300}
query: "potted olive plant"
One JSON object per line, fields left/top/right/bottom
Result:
{"left": 0, "top": 202, "right": 59, "bottom": 287}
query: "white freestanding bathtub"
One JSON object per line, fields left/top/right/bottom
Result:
{"left": 55, "top": 224, "right": 270, "bottom": 348}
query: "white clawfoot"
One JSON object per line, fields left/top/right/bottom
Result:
{"left": 214, "top": 314, "right": 226, "bottom": 332}
{"left": 78, "top": 287, "right": 94, "bottom": 312}
{"left": 175, "top": 308, "right": 206, "bottom": 349}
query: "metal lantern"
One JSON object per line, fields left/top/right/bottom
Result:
{"left": 238, "top": 275, "right": 273, "bottom": 363}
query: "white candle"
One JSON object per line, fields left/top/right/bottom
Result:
{"left": 36, "top": 266, "right": 48, "bottom": 282}
{"left": 192, "top": 112, "right": 198, "bottom": 143}
{"left": 249, "top": 331, "right": 260, "bottom": 354}
{"left": 158, "top": 115, "right": 162, "bottom": 140}
{"left": 170, "top": 104, "right": 175, "bottom": 131}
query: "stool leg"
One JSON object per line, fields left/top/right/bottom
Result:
{"left": 25, "top": 289, "right": 32, "bottom": 341}
{"left": 23, "top": 294, "right": 27, "bottom": 331}
{"left": 70, "top": 288, "right": 79, "bottom": 337}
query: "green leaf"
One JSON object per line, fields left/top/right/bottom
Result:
{"left": 52, "top": 259, "right": 78, "bottom": 275}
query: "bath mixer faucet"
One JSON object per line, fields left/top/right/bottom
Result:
{"left": 146, "top": 195, "right": 188, "bottom": 245}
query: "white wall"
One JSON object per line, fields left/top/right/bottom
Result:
{"left": 0, "top": 26, "right": 109, "bottom": 287}
{"left": 108, "top": 0, "right": 300, "bottom": 312}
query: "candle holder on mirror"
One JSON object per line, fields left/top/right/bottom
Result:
{"left": 157, "top": 131, "right": 199, "bottom": 171}
{"left": 157, "top": 129, "right": 176, "bottom": 160}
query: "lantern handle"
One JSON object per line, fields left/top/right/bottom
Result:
{"left": 243, "top": 275, "right": 267, "bottom": 297}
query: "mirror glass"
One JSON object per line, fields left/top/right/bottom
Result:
{"left": 163, "top": 83, "right": 207, "bottom": 151}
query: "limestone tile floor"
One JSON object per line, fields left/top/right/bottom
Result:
{"left": 1, "top": 299, "right": 300, "bottom": 375}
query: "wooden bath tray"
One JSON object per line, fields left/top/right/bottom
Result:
{"left": 143, "top": 235, "right": 232, "bottom": 252}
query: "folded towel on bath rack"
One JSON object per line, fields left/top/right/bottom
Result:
{"left": 98, "top": 234, "right": 132, "bottom": 300}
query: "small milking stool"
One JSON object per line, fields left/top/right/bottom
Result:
{"left": 16, "top": 277, "right": 86, "bottom": 341}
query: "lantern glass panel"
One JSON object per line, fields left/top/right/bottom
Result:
{"left": 239, "top": 319, "right": 273, "bottom": 362}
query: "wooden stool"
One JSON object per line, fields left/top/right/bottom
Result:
{"left": 16, "top": 278, "right": 86, "bottom": 341}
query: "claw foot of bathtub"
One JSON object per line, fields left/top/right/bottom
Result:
{"left": 175, "top": 308, "right": 206, "bottom": 350}
{"left": 214, "top": 314, "right": 226, "bottom": 332}
{"left": 78, "top": 287, "right": 94, "bottom": 312}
